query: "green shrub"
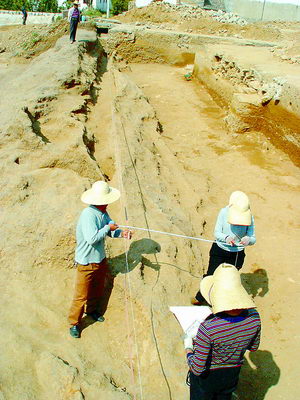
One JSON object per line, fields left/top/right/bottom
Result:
{"left": 112, "top": 0, "right": 128, "bottom": 15}
{"left": 82, "top": 8, "right": 103, "bottom": 18}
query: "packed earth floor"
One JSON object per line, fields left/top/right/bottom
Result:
{"left": 0, "top": 4, "right": 299, "bottom": 400}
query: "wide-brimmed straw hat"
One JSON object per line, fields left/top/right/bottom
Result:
{"left": 81, "top": 181, "right": 120, "bottom": 205}
{"left": 227, "top": 191, "right": 252, "bottom": 226}
{"left": 73, "top": 1, "right": 80, "bottom": 5}
{"left": 200, "top": 263, "right": 256, "bottom": 314}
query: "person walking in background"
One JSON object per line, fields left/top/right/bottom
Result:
{"left": 184, "top": 263, "right": 261, "bottom": 399}
{"left": 193, "top": 191, "right": 256, "bottom": 304}
{"left": 21, "top": 7, "right": 27, "bottom": 25}
{"left": 68, "top": 1, "right": 81, "bottom": 44}
{"left": 68, "top": 180, "right": 132, "bottom": 338}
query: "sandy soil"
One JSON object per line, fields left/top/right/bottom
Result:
{"left": 0, "top": 6, "right": 299, "bottom": 400}
{"left": 124, "top": 63, "right": 299, "bottom": 400}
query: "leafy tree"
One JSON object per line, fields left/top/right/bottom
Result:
{"left": 28, "top": 0, "right": 40, "bottom": 11}
{"left": 35, "top": 0, "right": 59, "bottom": 12}
{"left": 0, "top": 0, "right": 58, "bottom": 12}
{"left": 0, "top": 0, "right": 9, "bottom": 9}
{"left": 59, "top": 0, "right": 72, "bottom": 10}
{"left": 111, "top": 0, "right": 128, "bottom": 15}
{"left": 0, "top": 0, "right": 27, "bottom": 10}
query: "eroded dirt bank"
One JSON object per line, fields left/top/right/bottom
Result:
{"left": 0, "top": 10, "right": 299, "bottom": 400}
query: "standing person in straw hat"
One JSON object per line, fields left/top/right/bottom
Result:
{"left": 193, "top": 191, "right": 256, "bottom": 304}
{"left": 184, "top": 264, "right": 261, "bottom": 399}
{"left": 68, "top": 1, "right": 81, "bottom": 44}
{"left": 68, "top": 181, "right": 132, "bottom": 338}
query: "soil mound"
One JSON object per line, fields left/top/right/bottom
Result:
{"left": 117, "top": 3, "right": 283, "bottom": 41}
{"left": 0, "top": 20, "right": 69, "bottom": 59}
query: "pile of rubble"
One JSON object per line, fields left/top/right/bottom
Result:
{"left": 206, "top": 9, "right": 248, "bottom": 26}
{"left": 270, "top": 47, "right": 300, "bottom": 65}
{"left": 151, "top": 3, "right": 248, "bottom": 26}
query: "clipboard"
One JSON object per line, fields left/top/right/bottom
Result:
{"left": 169, "top": 306, "right": 212, "bottom": 337}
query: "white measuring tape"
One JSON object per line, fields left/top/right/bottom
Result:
{"left": 118, "top": 225, "right": 215, "bottom": 243}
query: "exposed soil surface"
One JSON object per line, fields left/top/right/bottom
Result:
{"left": 0, "top": 5, "right": 299, "bottom": 400}
{"left": 117, "top": 3, "right": 300, "bottom": 42}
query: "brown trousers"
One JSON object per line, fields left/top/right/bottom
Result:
{"left": 68, "top": 258, "right": 111, "bottom": 326}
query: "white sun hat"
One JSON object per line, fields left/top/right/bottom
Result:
{"left": 81, "top": 181, "right": 120, "bottom": 205}
{"left": 200, "top": 263, "right": 256, "bottom": 314}
{"left": 227, "top": 191, "right": 252, "bottom": 226}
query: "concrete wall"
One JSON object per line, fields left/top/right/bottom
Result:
{"left": 224, "top": 0, "right": 300, "bottom": 22}
{"left": 0, "top": 10, "right": 61, "bottom": 25}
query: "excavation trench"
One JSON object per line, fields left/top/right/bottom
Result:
{"left": 102, "top": 27, "right": 300, "bottom": 167}
{"left": 0, "top": 28, "right": 299, "bottom": 400}
{"left": 84, "top": 39, "right": 299, "bottom": 400}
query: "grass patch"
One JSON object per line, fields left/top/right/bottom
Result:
{"left": 82, "top": 9, "right": 104, "bottom": 18}
{"left": 22, "top": 32, "right": 42, "bottom": 50}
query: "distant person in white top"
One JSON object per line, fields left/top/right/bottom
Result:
{"left": 68, "top": 1, "right": 81, "bottom": 44}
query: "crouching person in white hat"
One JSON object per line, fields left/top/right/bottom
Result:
{"left": 185, "top": 264, "right": 261, "bottom": 400}
{"left": 68, "top": 181, "right": 132, "bottom": 338}
{"left": 193, "top": 191, "right": 256, "bottom": 305}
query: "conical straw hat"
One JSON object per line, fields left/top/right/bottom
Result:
{"left": 200, "top": 263, "right": 256, "bottom": 314}
{"left": 227, "top": 191, "right": 252, "bottom": 226}
{"left": 81, "top": 181, "right": 120, "bottom": 205}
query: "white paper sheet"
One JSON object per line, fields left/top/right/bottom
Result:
{"left": 169, "top": 306, "right": 212, "bottom": 336}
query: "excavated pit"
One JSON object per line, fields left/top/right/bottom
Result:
{"left": 85, "top": 42, "right": 299, "bottom": 400}
{"left": 0, "top": 21, "right": 299, "bottom": 400}
{"left": 102, "top": 26, "right": 300, "bottom": 166}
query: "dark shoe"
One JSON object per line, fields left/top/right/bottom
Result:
{"left": 87, "top": 312, "right": 105, "bottom": 322}
{"left": 191, "top": 297, "right": 202, "bottom": 306}
{"left": 69, "top": 325, "right": 80, "bottom": 338}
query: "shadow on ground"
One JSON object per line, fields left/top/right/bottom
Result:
{"left": 236, "top": 350, "right": 280, "bottom": 400}
{"left": 241, "top": 268, "right": 269, "bottom": 298}
{"left": 110, "top": 238, "right": 161, "bottom": 275}
{"left": 97, "top": 238, "right": 161, "bottom": 316}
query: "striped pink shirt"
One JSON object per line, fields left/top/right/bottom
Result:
{"left": 187, "top": 309, "right": 261, "bottom": 375}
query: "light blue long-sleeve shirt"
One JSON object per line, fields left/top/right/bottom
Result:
{"left": 215, "top": 206, "right": 256, "bottom": 252}
{"left": 75, "top": 205, "right": 122, "bottom": 265}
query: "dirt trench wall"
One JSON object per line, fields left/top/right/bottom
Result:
{"left": 102, "top": 25, "right": 275, "bottom": 66}
{"left": 104, "top": 65, "right": 220, "bottom": 399}
{"left": 0, "top": 35, "right": 122, "bottom": 400}
{"left": 103, "top": 28, "right": 195, "bottom": 65}
{"left": 193, "top": 47, "right": 300, "bottom": 166}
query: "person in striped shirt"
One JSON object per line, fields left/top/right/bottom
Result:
{"left": 184, "top": 263, "right": 261, "bottom": 400}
